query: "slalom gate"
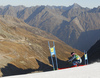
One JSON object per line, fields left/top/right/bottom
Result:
{"left": 48, "top": 41, "right": 58, "bottom": 70}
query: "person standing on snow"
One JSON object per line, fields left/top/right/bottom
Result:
{"left": 68, "top": 52, "right": 82, "bottom": 66}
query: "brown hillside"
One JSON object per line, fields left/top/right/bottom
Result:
{"left": 0, "top": 15, "right": 83, "bottom": 76}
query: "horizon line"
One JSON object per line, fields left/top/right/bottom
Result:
{"left": 0, "top": 3, "right": 99, "bottom": 9}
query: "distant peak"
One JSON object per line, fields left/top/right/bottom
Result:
{"left": 5, "top": 5, "right": 12, "bottom": 7}
{"left": 72, "top": 3, "right": 81, "bottom": 8}
{"left": 98, "top": 6, "right": 100, "bottom": 9}
{"left": 73, "top": 3, "right": 78, "bottom": 5}
{"left": 4, "top": 5, "right": 12, "bottom": 8}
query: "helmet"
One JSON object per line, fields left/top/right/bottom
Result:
{"left": 71, "top": 52, "right": 75, "bottom": 56}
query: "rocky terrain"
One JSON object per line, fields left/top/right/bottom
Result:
{"left": 87, "top": 39, "right": 100, "bottom": 63}
{"left": 0, "top": 3, "right": 100, "bottom": 51}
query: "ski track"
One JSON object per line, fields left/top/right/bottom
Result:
{"left": 2, "top": 62, "right": 100, "bottom": 78}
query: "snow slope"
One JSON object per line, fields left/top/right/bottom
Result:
{"left": 2, "top": 62, "right": 100, "bottom": 78}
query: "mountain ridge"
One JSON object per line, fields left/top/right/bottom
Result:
{"left": 0, "top": 4, "right": 100, "bottom": 51}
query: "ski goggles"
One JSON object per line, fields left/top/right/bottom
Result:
{"left": 71, "top": 53, "right": 75, "bottom": 56}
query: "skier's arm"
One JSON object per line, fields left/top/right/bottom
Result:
{"left": 68, "top": 55, "right": 76, "bottom": 62}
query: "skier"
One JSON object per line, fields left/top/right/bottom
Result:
{"left": 68, "top": 52, "right": 82, "bottom": 66}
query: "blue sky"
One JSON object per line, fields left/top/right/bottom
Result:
{"left": 0, "top": 0, "right": 100, "bottom": 8}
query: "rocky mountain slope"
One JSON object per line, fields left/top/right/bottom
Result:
{"left": 87, "top": 39, "right": 100, "bottom": 63}
{"left": 0, "top": 15, "right": 83, "bottom": 77}
{"left": 0, "top": 4, "right": 100, "bottom": 51}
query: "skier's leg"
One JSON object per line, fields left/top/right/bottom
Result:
{"left": 73, "top": 61, "right": 78, "bottom": 65}
{"left": 72, "top": 61, "right": 78, "bottom": 67}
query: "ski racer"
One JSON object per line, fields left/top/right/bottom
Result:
{"left": 68, "top": 52, "right": 82, "bottom": 66}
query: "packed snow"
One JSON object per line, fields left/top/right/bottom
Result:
{"left": 2, "top": 62, "right": 100, "bottom": 78}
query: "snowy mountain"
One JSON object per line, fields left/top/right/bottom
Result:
{"left": 2, "top": 62, "right": 100, "bottom": 78}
